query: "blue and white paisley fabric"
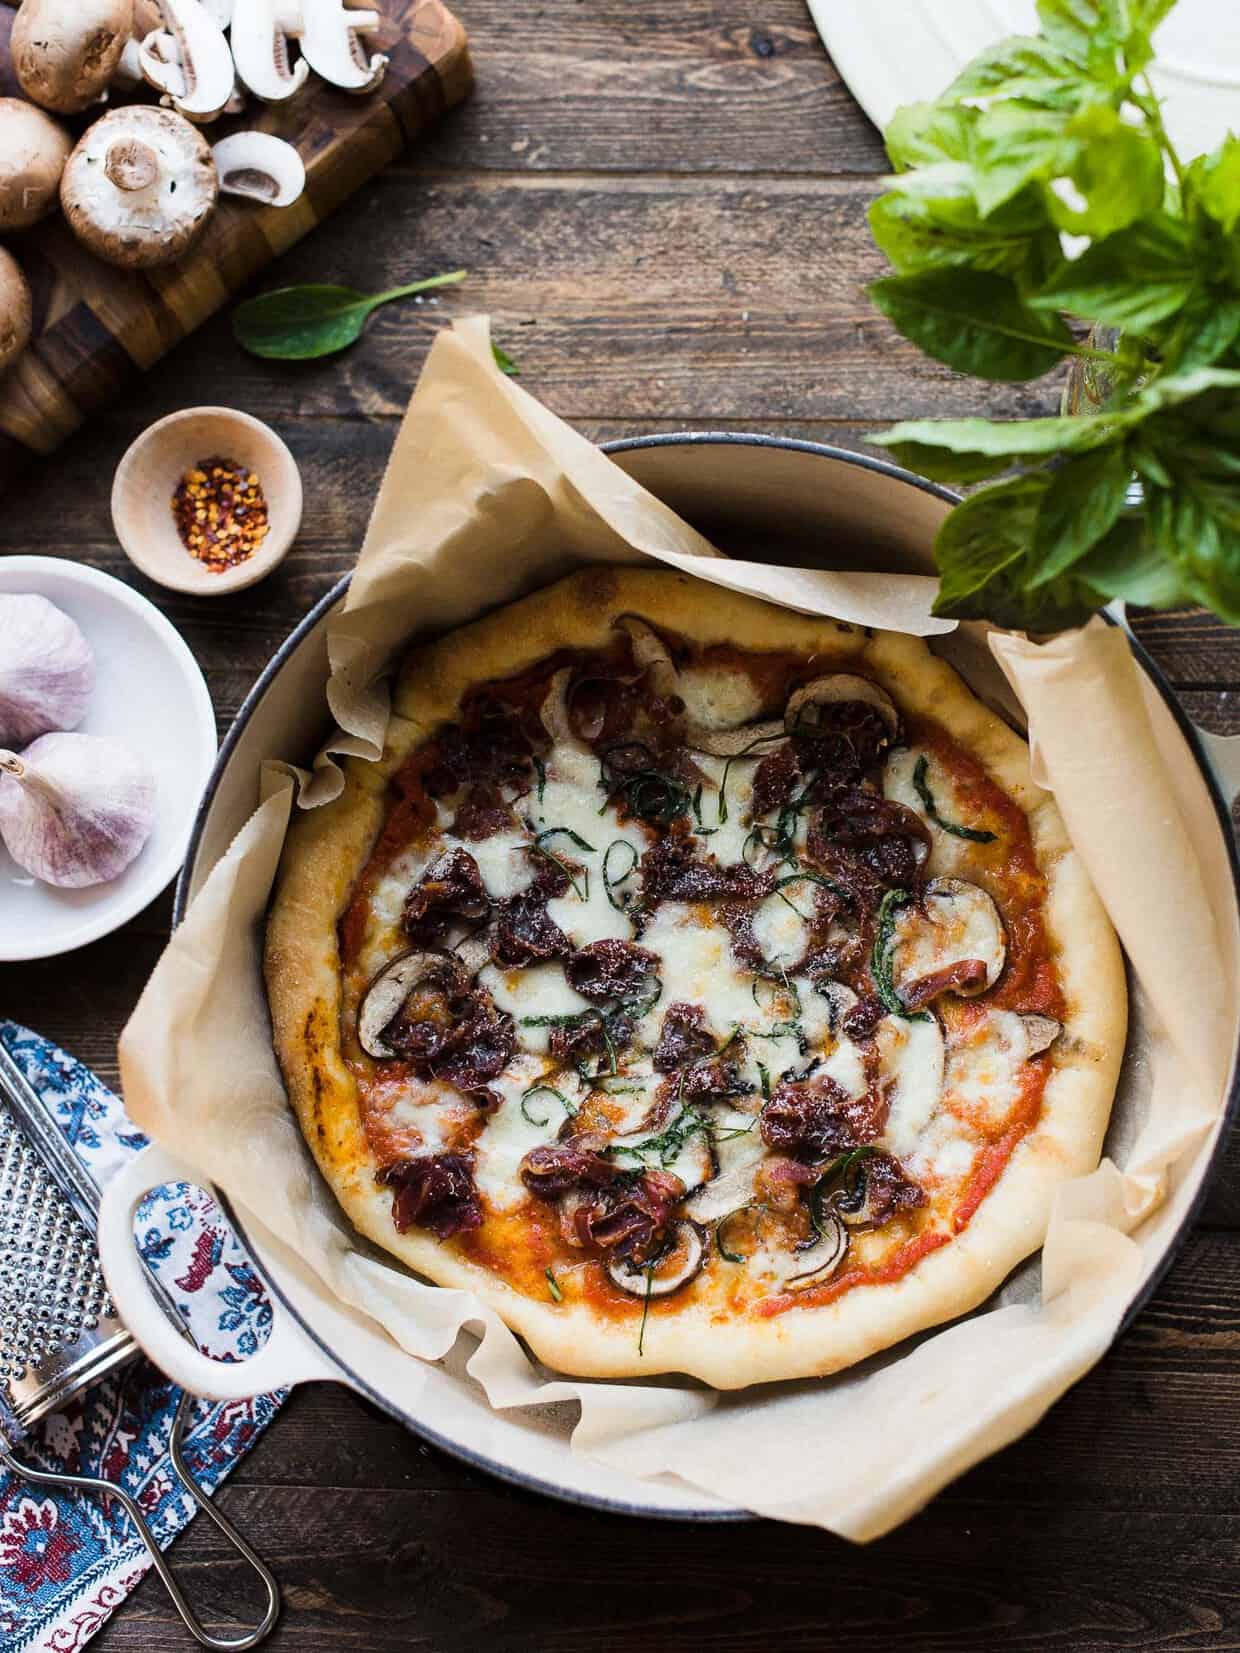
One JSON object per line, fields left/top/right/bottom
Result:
{"left": 0, "top": 1022, "right": 283, "bottom": 1653}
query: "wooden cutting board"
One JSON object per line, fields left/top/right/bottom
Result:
{"left": 0, "top": 2, "right": 471, "bottom": 491}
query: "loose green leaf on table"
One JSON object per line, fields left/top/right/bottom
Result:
{"left": 232, "top": 271, "right": 468, "bottom": 359}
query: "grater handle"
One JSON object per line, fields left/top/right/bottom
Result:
{"left": 98, "top": 1143, "right": 337, "bottom": 1398}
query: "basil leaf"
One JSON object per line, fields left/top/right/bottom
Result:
{"left": 1030, "top": 442, "right": 1134, "bottom": 584}
{"left": 1035, "top": 0, "right": 1135, "bottom": 76}
{"left": 885, "top": 101, "right": 975, "bottom": 170}
{"left": 932, "top": 472, "right": 1045, "bottom": 614}
{"left": 868, "top": 188, "right": 1058, "bottom": 281}
{"left": 1029, "top": 217, "right": 1195, "bottom": 332}
{"left": 945, "top": 36, "right": 1087, "bottom": 108}
{"left": 932, "top": 472, "right": 1100, "bottom": 628}
{"left": 1148, "top": 478, "right": 1240, "bottom": 624}
{"left": 972, "top": 102, "right": 1072, "bottom": 215}
{"left": 1049, "top": 106, "right": 1165, "bottom": 237}
{"left": 1161, "top": 294, "right": 1240, "bottom": 374}
{"left": 874, "top": 411, "right": 1128, "bottom": 481}
{"left": 1074, "top": 514, "right": 1191, "bottom": 608}
{"left": 1188, "top": 135, "right": 1240, "bottom": 234}
{"left": 232, "top": 271, "right": 468, "bottom": 359}
{"left": 869, "top": 269, "right": 1074, "bottom": 381}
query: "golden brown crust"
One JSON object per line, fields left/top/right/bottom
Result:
{"left": 265, "top": 567, "right": 1127, "bottom": 1388}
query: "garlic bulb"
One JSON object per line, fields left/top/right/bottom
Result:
{"left": 0, "top": 594, "right": 96, "bottom": 747}
{"left": 0, "top": 733, "right": 156, "bottom": 888}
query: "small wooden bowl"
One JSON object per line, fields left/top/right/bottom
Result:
{"left": 112, "top": 408, "right": 303, "bottom": 596}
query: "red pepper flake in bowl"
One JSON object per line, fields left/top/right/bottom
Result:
{"left": 171, "top": 455, "right": 270, "bottom": 574}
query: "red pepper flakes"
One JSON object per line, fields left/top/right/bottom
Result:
{"left": 171, "top": 454, "right": 270, "bottom": 573}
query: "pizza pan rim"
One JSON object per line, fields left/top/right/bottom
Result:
{"left": 172, "top": 430, "right": 1240, "bottom": 1523}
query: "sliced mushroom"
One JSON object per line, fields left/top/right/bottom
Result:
{"left": 615, "top": 614, "right": 681, "bottom": 703}
{"left": 140, "top": 0, "right": 235, "bottom": 123}
{"left": 781, "top": 1209, "right": 847, "bottom": 1289}
{"left": 539, "top": 667, "right": 578, "bottom": 747}
{"left": 61, "top": 106, "right": 219, "bottom": 270}
{"left": 451, "top": 931, "right": 492, "bottom": 979}
{"left": 607, "top": 1221, "right": 706, "bottom": 1297}
{"left": 685, "top": 718, "right": 785, "bottom": 758}
{"left": 0, "top": 248, "right": 32, "bottom": 378}
{"left": 683, "top": 1110, "right": 766, "bottom": 1221}
{"left": 685, "top": 1159, "right": 761, "bottom": 1224}
{"left": 231, "top": 0, "right": 311, "bottom": 103}
{"left": 12, "top": 0, "right": 131, "bottom": 114}
{"left": 0, "top": 100, "right": 72, "bottom": 232}
{"left": 114, "top": 1, "right": 166, "bottom": 87}
{"left": 891, "top": 877, "right": 1006, "bottom": 1008}
{"left": 1020, "top": 1014, "right": 1062, "bottom": 1057}
{"left": 299, "top": 0, "right": 390, "bottom": 94}
{"left": 212, "top": 132, "right": 306, "bottom": 207}
{"left": 785, "top": 673, "right": 900, "bottom": 741}
{"left": 358, "top": 950, "right": 456, "bottom": 1060}
{"left": 137, "top": 31, "right": 186, "bottom": 101}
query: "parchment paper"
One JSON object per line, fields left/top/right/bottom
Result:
{"left": 118, "top": 319, "right": 1235, "bottom": 1539}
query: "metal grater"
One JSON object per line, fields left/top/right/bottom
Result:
{"left": 0, "top": 1040, "right": 279, "bottom": 1650}
{"left": 0, "top": 1076, "right": 134, "bottom": 1431}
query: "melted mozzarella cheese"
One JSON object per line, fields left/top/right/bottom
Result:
{"left": 750, "top": 891, "right": 811, "bottom": 967}
{"left": 945, "top": 1008, "right": 1028, "bottom": 1128}
{"left": 472, "top": 1054, "right": 570, "bottom": 1211}
{"left": 460, "top": 827, "right": 536, "bottom": 900}
{"left": 690, "top": 752, "right": 759, "bottom": 866}
{"left": 878, "top": 1014, "right": 946, "bottom": 1158}
{"left": 905, "top": 1111, "right": 977, "bottom": 1186}
{"left": 635, "top": 903, "right": 758, "bottom": 1043}
{"left": 531, "top": 741, "right": 647, "bottom": 944}
{"left": 884, "top": 748, "right": 974, "bottom": 877}
{"left": 376, "top": 1079, "right": 476, "bottom": 1157}
{"left": 478, "top": 961, "right": 592, "bottom": 1053}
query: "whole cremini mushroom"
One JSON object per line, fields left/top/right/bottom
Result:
{"left": 0, "top": 99, "right": 73, "bottom": 231}
{"left": 60, "top": 105, "right": 218, "bottom": 270}
{"left": 0, "top": 249, "right": 33, "bottom": 378}
{"left": 11, "top": 0, "right": 134, "bottom": 115}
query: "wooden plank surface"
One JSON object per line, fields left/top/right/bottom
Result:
{"left": 0, "top": 0, "right": 1237, "bottom": 1646}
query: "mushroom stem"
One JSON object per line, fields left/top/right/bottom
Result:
{"left": 105, "top": 139, "right": 159, "bottom": 192}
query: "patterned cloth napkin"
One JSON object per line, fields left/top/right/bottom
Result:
{"left": 0, "top": 1022, "right": 284, "bottom": 1653}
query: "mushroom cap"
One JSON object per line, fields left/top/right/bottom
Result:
{"left": 0, "top": 247, "right": 33, "bottom": 377}
{"left": 0, "top": 99, "right": 73, "bottom": 232}
{"left": 12, "top": 0, "right": 133, "bottom": 114}
{"left": 60, "top": 106, "right": 219, "bottom": 271}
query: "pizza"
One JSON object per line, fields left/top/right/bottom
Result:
{"left": 265, "top": 567, "right": 1126, "bottom": 1387}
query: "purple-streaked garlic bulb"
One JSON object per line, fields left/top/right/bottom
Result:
{"left": 0, "top": 732, "right": 156, "bottom": 887}
{"left": 0, "top": 593, "right": 96, "bottom": 746}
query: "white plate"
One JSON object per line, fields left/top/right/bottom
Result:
{"left": 810, "top": 0, "right": 1240, "bottom": 163}
{"left": 0, "top": 557, "right": 216, "bottom": 961}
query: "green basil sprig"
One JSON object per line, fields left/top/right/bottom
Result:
{"left": 866, "top": 0, "right": 1240, "bottom": 631}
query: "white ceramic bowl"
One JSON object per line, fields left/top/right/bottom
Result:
{"left": 0, "top": 556, "right": 217, "bottom": 961}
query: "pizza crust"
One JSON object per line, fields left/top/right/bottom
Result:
{"left": 266, "top": 567, "right": 1127, "bottom": 1388}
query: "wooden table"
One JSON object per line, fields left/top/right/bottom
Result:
{"left": 3, "top": 4, "right": 1239, "bottom": 1647}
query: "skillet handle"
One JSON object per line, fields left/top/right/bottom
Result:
{"left": 99, "top": 1143, "right": 337, "bottom": 1398}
